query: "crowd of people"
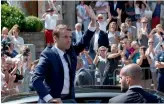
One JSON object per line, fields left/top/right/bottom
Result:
{"left": 74, "top": 0, "right": 164, "bottom": 93}
{"left": 1, "top": 1, "right": 164, "bottom": 100}
{"left": 1, "top": 25, "right": 38, "bottom": 97}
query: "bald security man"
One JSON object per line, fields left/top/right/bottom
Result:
{"left": 109, "top": 64, "right": 160, "bottom": 103}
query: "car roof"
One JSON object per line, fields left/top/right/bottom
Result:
{"left": 2, "top": 85, "right": 164, "bottom": 103}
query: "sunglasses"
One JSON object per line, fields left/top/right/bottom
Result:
{"left": 100, "top": 50, "right": 106, "bottom": 51}
{"left": 142, "top": 22, "right": 148, "bottom": 24}
{"left": 98, "top": 17, "right": 103, "bottom": 20}
{"left": 67, "top": 28, "right": 72, "bottom": 31}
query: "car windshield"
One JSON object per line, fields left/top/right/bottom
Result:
{"left": 1, "top": 0, "right": 164, "bottom": 103}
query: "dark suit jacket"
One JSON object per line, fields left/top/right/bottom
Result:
{"left": 109, "top": 1, "right": 122, "bottom": 17}
{"left": 72, "top": 31, "right": 84, "bottom": 45}
{"left": 32, "top": 29, "right": 95, "bottom": 103}
{"left": 109, "top": 88, "right": 160, "bottom": 103}
{"left": 88, "top": 30, "right": 109, "bottom": 52}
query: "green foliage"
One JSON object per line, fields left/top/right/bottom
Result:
{"left": 24, "top": 16, "right": 43, "bottom": 32}
{"left": 1, "top": 4, "right": 43, "bottom": 32}
{"left": 1, "top": 4, "right": 25, "bottom": 31}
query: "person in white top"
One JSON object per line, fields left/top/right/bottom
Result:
{"left": 42, "top": 8, "right": 60, "bottom": 46}
{"left": 97, "top": 5, "right": 112, "bottom": 32}
{"left": 95, "top": 1, "right": 109, "bottom": 20}
{"left": 8, "top": 26, "right": 24, "bottom": 53}
{"left": 148, "top": 38, "right": 157, "bottom": 90}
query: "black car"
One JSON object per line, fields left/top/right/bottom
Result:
{"left": 2, "top": 85, "right": 164, "bottom": 103}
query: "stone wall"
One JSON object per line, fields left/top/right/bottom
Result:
{"left": 19, "top": 32, "right": 46, "bottom": 59}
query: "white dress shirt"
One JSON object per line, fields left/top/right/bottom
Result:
{"left": 94, "top": 30, "right": 100, "bottom": 51}
{"left": 43, "top": 26, "right": 96, "bottom": 102}
{"left": 129, "top": 85, "right": 142, "bottom": 90}
{"left": 114, "top": 2, "right": 117, "bottom": 10}
{"left": 55, "top": 45, "right": 70, "bottom": 95}
{"left": 75, "top": 30, "right": 82, "bottom": 43}
{"left": 98, "top": 21, "right": 108, "bottom": 32}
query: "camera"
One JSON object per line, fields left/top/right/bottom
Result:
{"left": 14, "top": 73, "right": 24, "bottom": 83}
{"left": 124, "top": 30, "right": 128, "bottom": 34}
{"left": 1, "top": 41, "right": 11, "bottom": 56}
{"left": 8, "top": 68, "right": 24, "bottom": 83}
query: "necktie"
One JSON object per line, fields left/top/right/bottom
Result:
{"left": 63, "top": 53, "right": 71, "bottom": 70}
{"left": 63, "top": 53, "right": 72, "bottom": 92}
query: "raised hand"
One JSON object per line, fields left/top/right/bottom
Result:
{"left": 105, "top": 5, "right": 110, "bottom": 13}
{"left": 85, "top": 5, "right": 97, "bottom": 20}
{"left": 117, "top": 8, "right": 122, "bottom": 16}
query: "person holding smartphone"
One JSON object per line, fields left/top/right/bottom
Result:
{"left": 93, "top": 46, "right": 108, "bottom": 84}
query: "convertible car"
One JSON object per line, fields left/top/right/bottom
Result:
{"left": 2, "top": 86, "right": 164, "bottom": 103}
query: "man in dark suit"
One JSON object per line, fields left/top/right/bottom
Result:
{"left": 88, "top": 23, "right": 109, "bottom": 60}
{"left": 32, "top": 6, "right": 97, "bottom": 103}
{"left": 72, "top": 23, "right": 84, "bottom": 45}
{"left": 108, "top": 1, "right": 122, "bottom": 22}
{"left": 109, "top": 64, "right": 160, "bottom": 103}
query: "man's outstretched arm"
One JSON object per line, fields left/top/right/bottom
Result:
{"left": 74, "top": 5, "right": 97, "bottom": 55}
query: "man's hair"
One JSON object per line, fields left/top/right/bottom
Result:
{"left": 52, "top": 24, "right": 71, "bottom": 37}
{"left": 97, "top": 14, "right": 104, "bottom": 18}
{"left": 122, "top": 64, "right": 143, "bottom": 80}
{"left": 75, "top": 23, "right": 82, "bottom": 28}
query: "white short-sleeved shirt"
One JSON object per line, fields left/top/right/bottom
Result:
{"left": 45, "top": 14, "right": 58, "bottom": 30}
{"left": 94, "top": 31, "right": 100, "bottom": 51}
{"left": 98, "top": 21, "right": 108, "bottom": 32}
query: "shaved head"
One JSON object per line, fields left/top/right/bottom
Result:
{"left": 121, "top": 64, "right": 143, "bottom": 81}
{"left": 119, "top": 64, "right": 143, "bottom": 92}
